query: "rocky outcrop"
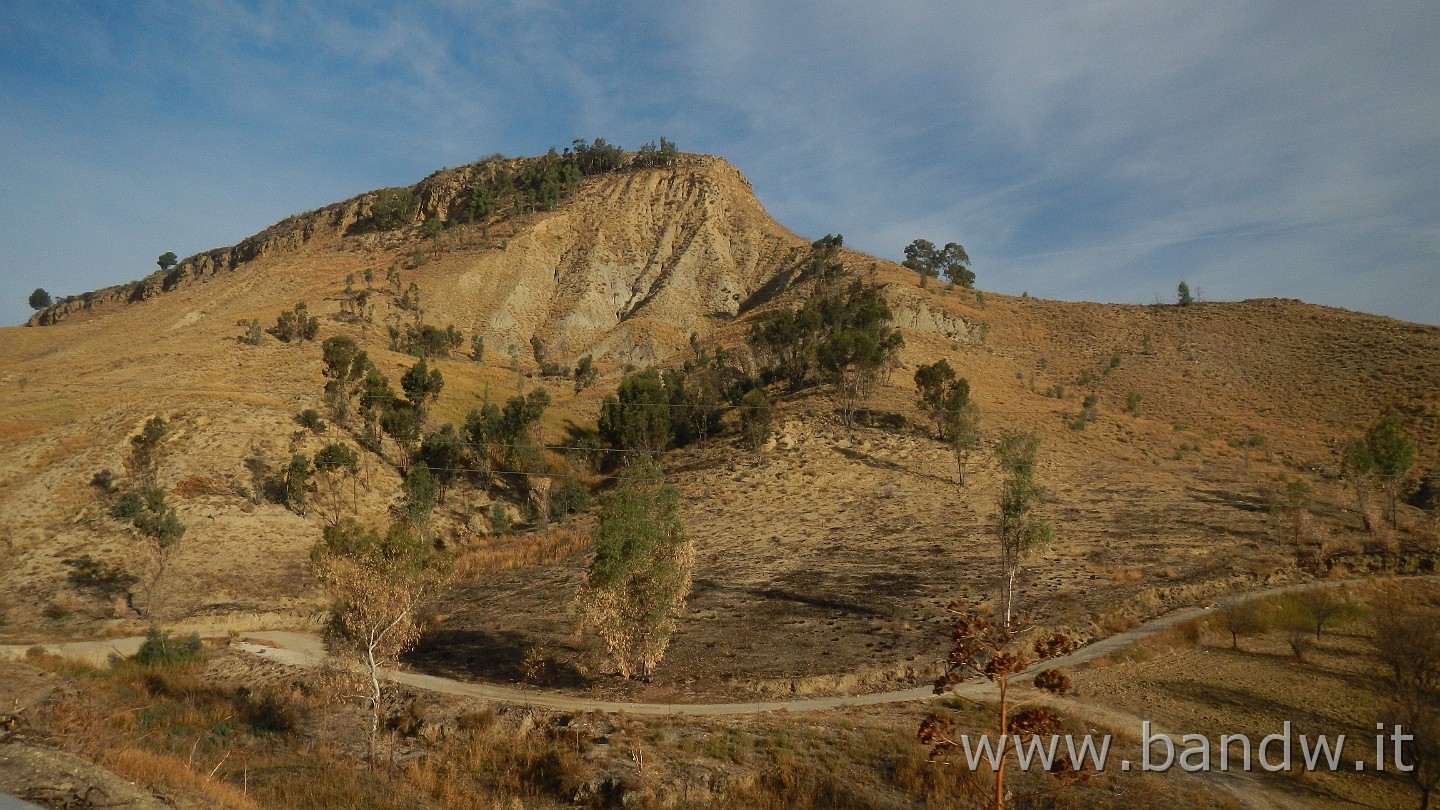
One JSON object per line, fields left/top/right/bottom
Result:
{"left": 405, "top": 157, "right": 804, "bottom": 365}
{"left": 882, "top": 287, "right": 976, "bottom": 342}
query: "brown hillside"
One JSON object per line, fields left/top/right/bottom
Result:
{"left": 0, "top": 154, "right": 1436, "bottom": 702}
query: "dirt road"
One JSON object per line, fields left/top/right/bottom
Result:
{"left": 0, "top": 600, "right": 1223, "bottom": 715}
{"left": 0, "top": 578, "right": 1397, "bottom": 716}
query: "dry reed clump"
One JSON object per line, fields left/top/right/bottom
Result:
{"left": 453, "top": 525, "right": 592, "bottom": 582}
{"left": 711, "top": 727, "right": 986, "bottom": 810}
{"left": 173, "top": 475, "right": 233, "bottom": 498}
{"left": 12, "top": 652, "right": 326, "bottom": 805}
{"left": 1095, "top": 608, "right": 1141, "bottom": 636}
{"left": 14, "top": 649, "right": 600, "bottom": 810}
{"left": 104, "top": 747, "right": 266, "bottom": 810}
{"left": 740, "top": 659, "right": 943, "bottom": 698}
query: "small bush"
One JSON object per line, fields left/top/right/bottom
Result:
{"left": 237, "top": 686, "right": 306, "bottom": 734}
{"left": 295, "top": 409, "right": 327, "bottom": 434}
{"left": 90, "top": 469, "right": 116, "bottom": 495}
{"left": 491, "top": 503, "right": 513, "bottom": 536}
{"left": 548, "top": 475, "right": 590, "bottom": 521}
{"left": 135, "top": 627, "right": 203, "bottom": 667}
{"left": 269, "top": 303, "right": 319, "bottom": 343}
{"left": 110, "top": 492, "right": 145, "bottom": 520}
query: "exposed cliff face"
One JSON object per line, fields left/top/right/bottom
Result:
{"left": 417, "top": 158, "right": 806, "bottom": 365}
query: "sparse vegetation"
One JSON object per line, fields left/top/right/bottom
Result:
{"left": 296, "top": 408, "right": 327, "bottom": 434}
{"left": 1213, "top": 598, "right": 1268, "bottom": 650}
{"left": 748, "top": 237, "right": 902, "bottom": 421}
{"left": 1071, "top": 394, "right": 1099, "bottom": 430}
{"left": 93, "top": 416, "right": 187, "bottom": 617}
{"left": 135, "top": 626, "right": 203, "bottom": 667}
{"left": 239, "top": 318, "right": 263, "bottom": 345}
{"left": 390, "top": 323, "right": 464, "bottom": 358}
{"left": 914, "top": 360, "right": 981, "bottom": 483}
{"left": 1345, "top": 412, "right": 1417, "bottom": 529}
{"left": 363, "top": 187, "right": 419, "bottom": 231}
{"left": 599, "top": 368, "right": 672, "bottom": 454}
{"left": 313, "top": 442, "right": 360, "bottom": 527}
{"left": 270, "top": 301, "right": 320, "bottom": 342}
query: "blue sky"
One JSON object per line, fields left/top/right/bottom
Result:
{"left": 2, "top": 1, "right": 1437, "bottom": 326}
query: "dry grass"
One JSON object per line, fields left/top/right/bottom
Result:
{"left": 105, "top": 747, "right": 266, "bottom": 809}
{"left": 452, "top": 524, "right": 593, "bottom": 582}
{"left": 1073, "top": 579, "right": 1429, "bottom": 809}
{"left": 4, "top": 642, "right": 1267, "bottom": 810}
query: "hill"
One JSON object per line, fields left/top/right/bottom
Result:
{"left": 0, "top": 150, "right": 1436, "bottom": 703}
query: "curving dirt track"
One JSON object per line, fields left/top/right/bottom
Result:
{"left": 7, "top": 578, "right": 1385, "bottom": 716}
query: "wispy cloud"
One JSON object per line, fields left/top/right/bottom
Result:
{"left": 0, "top": 1, "right": 1436, "bottom": 325}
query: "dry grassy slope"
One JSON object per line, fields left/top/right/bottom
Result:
{"left": 0, "top": 154, "right": 1436, "bottom": 669}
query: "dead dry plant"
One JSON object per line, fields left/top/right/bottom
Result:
{"left": 452, "top": 524, "right": 592, "bottom": 581}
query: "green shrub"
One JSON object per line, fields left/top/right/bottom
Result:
{"left": 366, "top": 188, "right": 418, "bottom": 231}
{"left": 491, "top": 503, "right": 512, "bottom": 536}
{"left": 295, "top": 409, "right": 327, "bottom": 434}
{"left": 110, "top": 492, "right": 145, "bottom": 520}
{"left": 548, "top": 475, "right": 590, "bottom": 521}
{"left": 135, "top": 627, "right": 203, "bottom": 667}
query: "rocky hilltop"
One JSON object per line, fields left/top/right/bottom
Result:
{"left": 27, "top": 155, "right": 827, "bottom": 365}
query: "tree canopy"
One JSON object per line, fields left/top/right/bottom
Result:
{"left": 903, "top": 239, "right": 973, "bottom": 289}
{"left": 578, "top": 455, "right": 693, "bottom": 679}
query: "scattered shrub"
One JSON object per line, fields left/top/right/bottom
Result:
{"left": 135, "top": 627, "right": 203, "bottom": 667}
{"left": 295, "top": 409, "right": 327, "bottom": 434}
{"left": 491, "top": 503, "right": 512, "bottom": 536}
{"left": 270, "top": 302, "right": 319, "bottom": 342}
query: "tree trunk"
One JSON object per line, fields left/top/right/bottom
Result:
{"left": 995, "top": 677, "right": 1009, "bottom": 809}
{"left": 1002, "top": 569, "right": 1017, "bottom": 630}
{"left": 367, "top": 641, "right": 382, "bottom": 766}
